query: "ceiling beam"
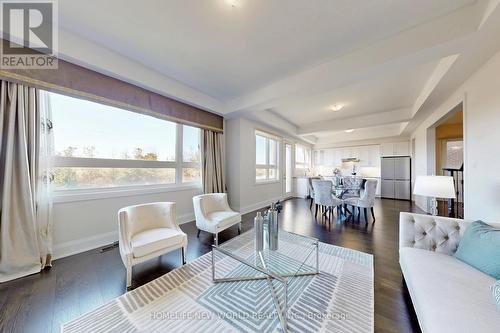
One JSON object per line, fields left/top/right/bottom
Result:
{"left": 298, "top": 108, "right": 412, "bottom": 135}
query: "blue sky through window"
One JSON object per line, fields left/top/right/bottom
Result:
{"left": 50, "top": 92, "right": 177, "bottom": 161}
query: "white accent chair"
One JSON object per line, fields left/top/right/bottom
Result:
{"left": 344, "top": 179, "right": 378, "bottom": 223}
{"left": 118, "top": 202, "right": 187, "bottom": 289}
{"left": 193, "top": 193, "right": 241, "bottom": 245}
{"left": 399, "top": 213, "right": 500, "bottom": 332}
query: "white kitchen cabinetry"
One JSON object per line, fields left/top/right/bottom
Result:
{"left": 295, "top": 177, "right": 309, "bottom": 198}
{"left": 315, "top": 145, "right": 380, "bottom": 168}
{"left": 380, "top": 142, "right": 410, "bottom": 157}
{"left": 394, "top": 142, "right": 410, "bottom": 156}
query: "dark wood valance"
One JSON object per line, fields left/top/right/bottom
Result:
{"left": 0, "top": 56, "right": 223, "bottom": 132}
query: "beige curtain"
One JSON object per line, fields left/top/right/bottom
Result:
{"left": 201, "top": 129, "right": 226, "bottom": 194}
{"left": 0, "top": 81, "right": 52, "bottom": 283}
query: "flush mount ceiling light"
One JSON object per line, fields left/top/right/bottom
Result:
{"left": 225, "top": 0, "right": 239, "bottom": 7}
{"left": 330, "top": 104, "right": 344, "bottom": 112}
{"left": 344, "top": 129, "right": 354, "bottom": 133}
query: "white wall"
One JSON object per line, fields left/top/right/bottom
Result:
{"left": 225, "top": 117, "right": 312, "bottom": 213}
{"left": 411, "top": 48, "right": 500, "bottom": 222}
{"left": 52, "top": 187, "right": 201, "bottom": 259}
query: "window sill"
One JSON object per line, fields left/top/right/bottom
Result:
{"left": 255, "top": 179, "right": 281, "bottom": 186}
{"left": 52, "top": 183, "right": 202, "bottom": 203}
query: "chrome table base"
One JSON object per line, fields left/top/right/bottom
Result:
{"left": 211, "top": 240, "right": 319, "bottom": 332}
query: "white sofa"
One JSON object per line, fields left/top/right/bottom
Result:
{"left": 399, "top": 212, "right": 500, "bottom": 333}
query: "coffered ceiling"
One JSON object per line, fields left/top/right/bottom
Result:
{"left": 49, "top": 0, "right": 500, "bottom": 145}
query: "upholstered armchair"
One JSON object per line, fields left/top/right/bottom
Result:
{"left": 312, "top": 179, "right": 343, "bottom": 219}
{"left": 193, "top": 193, "right": 241, "bottom": 245}
{"left": 118, "top": 202, "right": 187, "bottom": 289}
{"left": 344, "top": 179, "right": 378, "bottom": 223}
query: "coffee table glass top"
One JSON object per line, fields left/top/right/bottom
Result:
{"left": 214, "top": 227, "right": 319, "bottom": 281}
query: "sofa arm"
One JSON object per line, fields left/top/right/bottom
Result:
{"left": 399, "top": 212, "right": 472, "bottom": 256}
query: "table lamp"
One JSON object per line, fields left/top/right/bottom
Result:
{"left": 413, "top": 176, "right": 456, "bottom": 216}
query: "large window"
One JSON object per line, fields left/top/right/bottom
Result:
{"left": 48, "top": 91, "right": 200, "bottom": 190}
{"left": 255, "top": 131, "right": 279, "bottom": 182}
{"left": 295, "top": 144, "right": 311, "bottom": 170}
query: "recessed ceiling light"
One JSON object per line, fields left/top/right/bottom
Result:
{"left": 345, "top": 129, "right": 354, "bottom": 133}
{"left": 330, "top": 104, "right": 344, "bottom": 112}
{"left": 225, "top": 0, "right": 239, "bottom": 7}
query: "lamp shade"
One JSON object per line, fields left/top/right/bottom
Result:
{"left": 413, "top": 176, "right": 456, "bottom": 199}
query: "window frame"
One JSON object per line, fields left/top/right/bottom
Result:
{"left": 47, "top": 91, "right": 202, "bottom": 198}
{"left": 255, "top": 130, "right": 280, "bottom": 184}
{"left": 295, "top": 144, "right": 311, "bottom": 171}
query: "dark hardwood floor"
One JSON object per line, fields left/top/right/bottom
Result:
{"left": 0, "top": 198, "right": 422, "bottom": 333}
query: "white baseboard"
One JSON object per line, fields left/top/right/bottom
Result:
{"left": 53, "top": 231, "right": 118, "bottom": 260}
{"left": 239, "top": 196, "right": 284, "bottom": 215}
{"left": 177, "top": 212, "right": 195, "bottom": 225}
{"left": 53, "top": 212, "right": 196, "bottom": 260}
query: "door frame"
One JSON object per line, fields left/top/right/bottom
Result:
{"left": 283, "top": 141, "right": 294, "bottom": 198}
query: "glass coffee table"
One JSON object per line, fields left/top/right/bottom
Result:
{"left": 211, "top": 229, "right": 319, "bottom": 331}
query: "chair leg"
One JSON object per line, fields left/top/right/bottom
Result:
{"left": 126, "top": 266, "right": 132, "bottom": 290}
{"left": 371, "top": 207, "right": 376, "bottom": 223}
{"left": 364, "top": 208, "right": 368, "bottom": 223}
{"left": 309, "top": 197, "right": 313, "bottom": 209}
{"left": 197, "top": 229, "right": 201, "bottom": 238}
{"left": 181, "top": 247, "right": 186, "bottom": 265}
{"left": 315, "top": 204, "right": 318, "bottom": 218}
{"left": 238, "top": 222, "right": 242, "bottom": 235}
{"left": 214, "top": 233, "right": 218, "bottom": 246}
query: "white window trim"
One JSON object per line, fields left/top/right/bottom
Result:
{"left": 53, "top": 183, "right": 201, "bottom": 203}
{"left": 295, "top": 144, "right": 311, "bottom": 170}
{"left": 255, "top": 131, "right": 280, "bottom": 184}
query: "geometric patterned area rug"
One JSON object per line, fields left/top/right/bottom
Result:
{"left": 62, "top": 231, "right": 373, "bottom": 333}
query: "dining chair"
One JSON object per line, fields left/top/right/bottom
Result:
{"left": 342, "top": 176, "right": 363, "bottom": 198}
{"left": 307, "top": 177, "right": 321, "bottom": 209}
{"left": 312, "top": 179, "right": 343, "bottom": 220}
{"left": 307, "top": 177, "right": 314, "bottom": 209}
{"left": 118, "top": 202, "right": 187, "bottom": 289}
{"left": 344, "top": 179, "right": 378, "bottom": 223}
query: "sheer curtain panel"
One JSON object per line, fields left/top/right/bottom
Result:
{"left": 0, "top": 81, "right": 53, "bottom": 282}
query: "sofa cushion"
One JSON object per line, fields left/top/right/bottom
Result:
{"left": 492, "top": 280, "right": 500, "bottom": 310}
{"left": 131, "top": 228, "right": 185, "bottom": 258}
{"left": 400, "top": 247, "right": 500, "bottom": 333}
{"left": 454, "top": 221, "right": 500, "bottom": 279}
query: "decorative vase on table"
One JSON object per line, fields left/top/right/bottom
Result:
{"left": 254, "top": 211, "right": 264, "bottom": 252}
{"left": 268, "top": 203, "right": 279, "bottom": 251}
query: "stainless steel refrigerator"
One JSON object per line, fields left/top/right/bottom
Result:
{"left": 381, "top": 156, "right": 411, "bottom": 200}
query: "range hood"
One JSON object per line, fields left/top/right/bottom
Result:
{"left": 342, "top": 158, "right": 360, "bottom": 163}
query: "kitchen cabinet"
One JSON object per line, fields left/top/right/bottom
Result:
{"left": 295, "top": 177, "right": 309, "bottom": 198}
{"left": 381, "top": 141, "right": 410, "bottom": 157}
{"left": 394, "top": 142, "right": 410, "bottom": 156}
{"left": 314, "top": 145, "right": 380, "bottom": 168}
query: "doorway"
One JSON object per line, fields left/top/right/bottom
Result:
{"left": 434, "top": 106, "right": 464, "bottom": 217}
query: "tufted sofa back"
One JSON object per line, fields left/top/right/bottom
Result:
{"left": 399, "top": 212, "right": 474, "bottom": 256}
{"left": 400, "top": 212, "right": 500, "bottom": 256}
